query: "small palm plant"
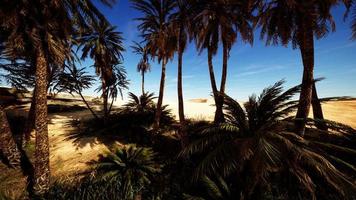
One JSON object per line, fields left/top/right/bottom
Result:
{"left": 124, "top": 92, "right": 156, "bottom": 113}
{"left": 183, "top": 174, "right": 232, "bottom": 200}
{"left": 180, "top": 80, "right": 355, "bottom": 199}
{"left": 93, "top": 145, "right": 161, "bottom": 200}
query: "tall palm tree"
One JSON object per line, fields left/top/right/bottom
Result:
{"left": 257, "top": 0, "right": 341, "bottom": 135}
{"left": 131, "top": 41, "right": 151, "bottom": 95}
{"left": 80, "top": 21, "right": 125, "bottom": 120}
{"left": 170, "top": 0, "right": 194, "bottom": 146}
{"left": 93, "top": 145, "right": 161, "bottom": 200}
{"left": 180, "top": 80, "right": 356, "bottom": 199}
{"left": 0, "top": 0, "right": 113, "bottom": 195}
{"left": 131, "top": 0, "right": 177, "bottom": 131}
{"left": 191, "top": 0, "right": 254, "bottom": 124}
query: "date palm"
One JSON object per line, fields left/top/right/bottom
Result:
{"left": 79, "top": 21, "right": 125, "bottom": 120}
{"left": 132, "top": 0, "right": 177, "bottom": 131}
{"left": 131, "top": 41, "right": 151, "bottom": 95}
{"left": 0, "top": 0, "right": 114, "bottom": 196}
{"left": 180, "top": 80, "right": 356, "bottom": 199}
{"left": 56, "top": 64, "right": 98, "bottom": 119}
{"left": 191, "top": 0, "right": 254, "bottom": 124}
{"left": 170, "top": 0, "right": 194, "bottom": 146}
{"left": 257, "top": 0, "right": 341, "bottom": 135}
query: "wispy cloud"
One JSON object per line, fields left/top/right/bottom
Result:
{"left": 236, "top": 65, "right": 285, "bottom": 77}
{"left": 317, "top": 43, "right": 356, "bottom": 55}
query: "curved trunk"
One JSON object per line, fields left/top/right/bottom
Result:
{"left": 23, "top": 88, "right": 36, "bottom": 146}
{"left": 153, "top": 59, "right": 167, "bottom": 131}
{"left": 312, "top": 83, "right": 328, "bottom": 131}
{"left": 79, "top": 92, "right": 99, "bottom": 119}
{"left": 207, "top": 48, "right": 221, "bottom": 124}
{"left": 295, "top": 28, "right": 314, "bottom": 136}
{"left": 177, "top": 40, "right": 187, "bottom": 147}
{"left": 215, "top": 41, "right": 229, "bottom": 124}
{"left": 33, "top": 46, "right": 50, "bottom": 196}
{"left": 142, "top": 71, "right": 145, "bottom": 95}
{"left": 0, "top": 105, "right": 21, "bottom": 167}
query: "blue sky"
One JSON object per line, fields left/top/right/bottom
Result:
{"left": 73, "top": 1, "right": 356, "bottom": 103}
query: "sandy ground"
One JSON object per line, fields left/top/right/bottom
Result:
{"left": 167, "top": 99, "right": 356, "bottom": 128}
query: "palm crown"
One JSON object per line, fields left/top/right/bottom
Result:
{"left": 80, "top": 21, "right": 125, "bottom": 84}
{"left": 181, "top": 80, "right": 355, "bottom": 199}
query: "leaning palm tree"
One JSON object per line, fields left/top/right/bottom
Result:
{"left": 79, "top": 21, "right": 125, "bottom": 120}
{"left": 191, "top": 0, "right": 254, "bottom": 124}
{"left": 257, "top": 0, "right": 341, "bottom": 135}
{"left": 56, "top": 64, "right": 98, "bottom": 119}
{"left": 131, "top": 41, "right": 151, "bottom": 95}
{"left": 93, "top": 145, "right": 161, "bottom": 200}
{"left": 131, "top": 0, "right": 177, "bottom": 131}
{"left": 0, "top": 0, "right": 114, "bottom": 196}
{"left": 180, "top": 80, "right": 356, "bottom": 199}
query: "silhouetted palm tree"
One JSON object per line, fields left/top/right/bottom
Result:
{"left": 124, "top": 92, "right": 156, "bottom": 113}
{"left": 257, "top": 0, "right": 340, "bottom": 135}
{"left": 0, "top": 0, "right": 113, "bottom": 195}
{"left": 180, "top": 80, "right": 355, "bottom": 199}
{"left": 131, "top": 41, "right": 151, "bottom": 95}
{"left": 191, "top": 0, "right": 254, "bottom": 124}
{"left": 93, "top": 145, "right": 161, "bottom": 200}
{"left": 132, "top": 0, "right": 177, "bottom": 131}
{"left": 80, "top": 21, "right": 125, "bottom": 120}
{"left": 56, "top": 64, "right": 98, "bottom": 119}
{"left": 170, "top": 0, "right": 195, "bottom": 146}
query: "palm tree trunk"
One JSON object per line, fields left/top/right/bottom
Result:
{"left": 23, "top": 88, "right": 36, "bottom": 147}
{"left": 215, "top": 41, "right": 229, "bottom": 124}
{"left": 33, "top": 46, "right": 50, "bottom": 196}
{"left": 102, "top": 79, "right": 108, "bottom": 120}
{"left": 312, "top": 83, "right": 328, "bottom": 131}
{"left": 207, "top": 48, "right": 221, "bottom": 123}
{"left": 142, "top": 71, "right": 145, "bottom": 95}
{"left": 0, "top": 105, "right": 21, "bottom": 167}
{"left": 153, "top": 59, "right": 167, "bottom": 131}
{"left": 295, "top": 29, "right": 314, "bottom": 136}
{"left": 177, "top": 41, "right": 187, "bottom": 147}
{"left": 78, "top": 92, "right": 99, "bottom": 119}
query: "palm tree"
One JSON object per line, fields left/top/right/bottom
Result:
{"left": 0, "top": 0, "right": 113, "bottom": 195}
{"left": 180, "top": 80, "right": 355, "bottom": 199}
{"left": 169, "top": 0, "right": 194, "bottom": 147}
{"left": 131, "top": 41, "right": 151, "bottom": 95}
{"left": 257, "top": 0, "right": 341, "bottom": 135}
{"left": 191, "top": 0, "right": 254, "bottom": 124}
{"left": 93, "top": 145, "right": 161, "bottom": 200}
{"left": 56, "top": 64, "right": 98, "bottom": 119}
{"left": 79, "top": 21, "right": 125, "bottom": 120}
{"left": 124, "top": 92, "right": 156, "bottom": 113}
{"left": 0, "top": 105, "right": 21, "bottom": 167}
{"left": 132, "top": 0, "right": 177, "bottom": 131}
